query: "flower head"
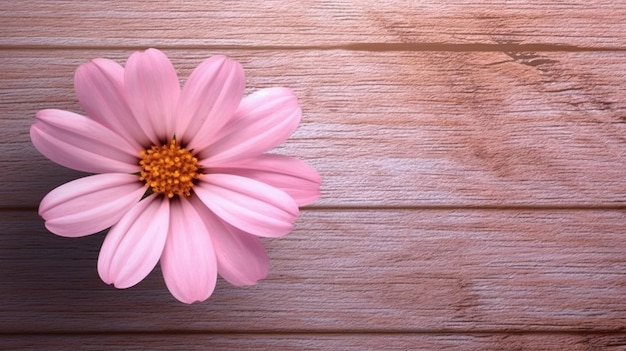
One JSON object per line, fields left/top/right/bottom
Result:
{"left": 30, "top": 49, "right": 321, "bottom": 303}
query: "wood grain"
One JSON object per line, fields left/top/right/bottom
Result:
{"left": 2, "top": 1, "right": 625, "bottom": 48}
{"left": 2, "top": 0, "right": 626, "bottom": 349}
{"left": 2, "top": 209, "right": 624, "bottom": 333}
{"left": 3, "top": 333, "right": 626, "bottom": 351}
{"left": 2, "top": 50, "right": 625, "bottom": 208}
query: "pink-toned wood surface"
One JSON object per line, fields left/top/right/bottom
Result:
{"left": 1, "top": 1, "right": 625, "bottom": 350}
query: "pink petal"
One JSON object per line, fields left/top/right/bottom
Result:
{"left": 176, "top": 55, "right": 245, "bottom": 151}
{"left": 125, "top": 48, "right": 180, "bottom": 143}
{"left": 202, "top": 87, "right": 301, "bottom": 164}
{"left": 74, "top": 58, "right": 149, "bottom": 149}
{"left": 161, "top": 199, "right": 217, "bottom": 304}
{"left": 211, "top": 154, "right": 321, "bottom": 206}
{"left": 30, "top": 109, "right": 140, "bottom": 173}
{"left": 98, "top": 195, "right": 169, "bottom": 289}
{"left": 195, "top": 174, "right": 299, "bottom": 238}
{"left": 191, "top": 197, "right": 268, "bottom": 286}
{"left": 39, "top": 174, "right": 146, "bottom": 237}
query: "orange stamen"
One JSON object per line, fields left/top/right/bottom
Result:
{"left": 139, "top": 139, "right": 200, "bottom": 198}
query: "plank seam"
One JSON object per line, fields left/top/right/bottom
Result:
{"left": 0, "top": 43, "right": 625, "bottom": 52}
{"left": 2, "top": 330, "right": 626, "bottom": 336}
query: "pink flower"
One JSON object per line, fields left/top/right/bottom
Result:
{"left": 30, "top": 49, "right": 321, "bottom": 304}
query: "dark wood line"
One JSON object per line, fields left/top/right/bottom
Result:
{"left": 0, "top": 43, "right": 625, "bottom": 52}
{"left": 307, "top": 204, "right": 626, "bottom": 211}
{"left": 2, "top": 329, "right": 626, "bottom": 336}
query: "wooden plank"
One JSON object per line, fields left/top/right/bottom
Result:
{"left": 2, "top": 333, "right": 626, "bottom": 351}
{"left": 1, "top": 1, "right": 625, "bottom": 48}
{"left": 1, "top": 209, "right": 624, "bottom": 333}
{"left": 2, "top": 50, "right": 626, "bottom": 208}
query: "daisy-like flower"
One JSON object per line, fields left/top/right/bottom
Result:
{"left": 30, "top": 49, "right": 321, "bottom": 304}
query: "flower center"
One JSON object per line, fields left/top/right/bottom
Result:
{"left": 139, "top": 139, "right": 200, "bottom": 198}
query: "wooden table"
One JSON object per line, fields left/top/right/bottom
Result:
{"left": 2, "top": 1, "right": 625, "bottom": 349}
